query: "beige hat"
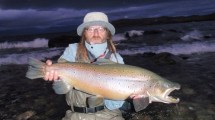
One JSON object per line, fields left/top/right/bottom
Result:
{"left": 77, "top": 12, "right": 115, "bottom": 36}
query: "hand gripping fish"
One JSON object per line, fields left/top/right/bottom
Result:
{"left": 26, "top": 58, "right": 180, "bottom": 112}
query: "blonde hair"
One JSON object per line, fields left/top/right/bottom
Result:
{"left": 75, "top": 29, "right": 117, "bottom": 62}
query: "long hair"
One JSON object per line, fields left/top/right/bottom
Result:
{"left": 75, "top": 28, "right": 117, "bottom": 62}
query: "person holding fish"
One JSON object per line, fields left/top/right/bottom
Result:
{"left": 44, "top": 12, "right": 130, "bottom": 120}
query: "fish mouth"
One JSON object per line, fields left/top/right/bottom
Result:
{"left": 148, "top": 84, "right": 180, "bottom": 104}
{"left": 163, "top": 85, "right": 180, "bottom": 103}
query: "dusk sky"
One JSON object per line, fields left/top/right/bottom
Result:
{"left": 0, "top": 0, "right": 215, "bottom": 35}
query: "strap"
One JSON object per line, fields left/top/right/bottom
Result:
{"left": 73, "top": 105, "right": 104, "bottom": 113}
{"left": 104, "top": 50, "right": 112, "bottom": 59}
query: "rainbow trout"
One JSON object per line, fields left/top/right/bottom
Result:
{"left": 26, "top": 58, "right": 180, "bottom": 111}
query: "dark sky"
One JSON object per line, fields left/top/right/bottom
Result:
{"left": 0, "top": 0, "right": 215, "bottom": 35}
{"left": 0, "top": 0, "right": 169, "bottom": 9}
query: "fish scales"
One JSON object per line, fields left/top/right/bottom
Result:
{"left": 46, "top": 63, "right": 151, "bottom": 99}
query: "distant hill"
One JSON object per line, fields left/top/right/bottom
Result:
{"left": 111, "top": 13, "right": 215, "bottom": 27}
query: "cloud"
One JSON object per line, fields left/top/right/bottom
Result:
{"left": 0, "top": 8, "right": 88, "bottom": 30}
{"left": 0, "top": 0, "right": 215, "bottom": 35}
{"left": 0, "top": 0, "right": 147, "bottom": 9}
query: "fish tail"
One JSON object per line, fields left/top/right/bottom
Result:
{"left": 26, "top": 58, "right": 45, "bottom": 79}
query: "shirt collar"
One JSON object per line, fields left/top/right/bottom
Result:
{"left": 85, "top": 41, "right": 108, "bottom": 58}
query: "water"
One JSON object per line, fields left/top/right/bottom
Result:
{"left": 0, "top": 21, "right": 215, "bottom": 65}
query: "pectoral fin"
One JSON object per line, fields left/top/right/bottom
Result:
{"left": 133, "top": 97, "right": 149, "bottom": 112}
{"left": 87, "top": 96, "right": 104, "bottom": 108}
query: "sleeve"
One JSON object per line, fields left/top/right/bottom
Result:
{"left": 110, "top": 52, "right": 124, "bottom": 64}
{"left": 52, "top": 80, "right": 72, "bottom": 94}
{"left": 104, "top": 99, "right": 125, "bottom": 110}
{"left": 58, "top": 43, "right": 78, "bottom": 62}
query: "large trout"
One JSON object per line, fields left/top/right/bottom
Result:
{"left": 26, "top": 58, "right": 180, "bottom": 111}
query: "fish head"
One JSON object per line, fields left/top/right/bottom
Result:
{"left": 147, "top": 79, "right": 181, "bottom": 104}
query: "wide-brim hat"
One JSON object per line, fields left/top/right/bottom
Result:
{"left": 77, "top": 12, "right": 115, "bottom": 36}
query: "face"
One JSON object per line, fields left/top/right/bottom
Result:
{"left": 84, "top": 26, "right": 108, "bottom": 44}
